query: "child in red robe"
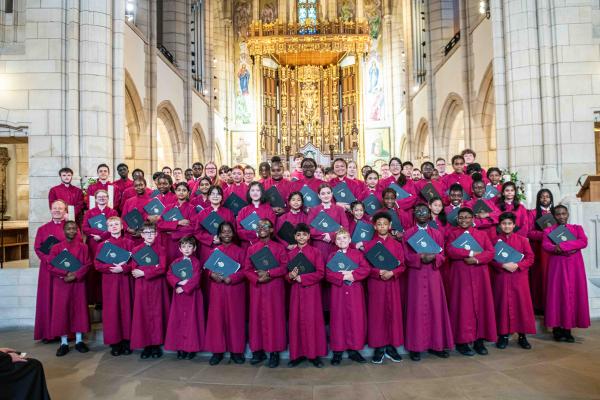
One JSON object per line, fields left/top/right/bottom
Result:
{"left": 495, "top": 181, "right": 529, "bottom": 237}
{"left": 121, "top": 178, "right": 151, "bottom": 246}
{"left": 237, "top": 182, "right": 276, "bottom": 250}
{"left": 157, "top": 182, "right": 196, "bottom": 265}
{"left": 274, "top": 191, "right": 306, "bottom": 249}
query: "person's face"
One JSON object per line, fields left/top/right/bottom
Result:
{"left": 209, "top": 189, "right": 222, "bottom": 205}
{"left": 333, "top": 161, "right": 347, "bottom": 177}
{"left": 294, "top": 231, "right": 310, "bottom": 246}
{"left": 134, "top": 180, "right": 146, "bottom": 195}
{"left": 436, "top": 160, "right": 446, "bottom": 174}
{"left": 232, "top": 169, "right": 243, "bottom": 183}
{"left": 162, "top": 168, "right": 172, "bottom": 176}
{"left": 314, "top": 168, "right": 324, "bottom": 180}
{"left": 205, "top": 164, "right": 217, "bottom": 178}
{"left": 375, "top": 218, "right": 390, "bottom": 236}
{"left": 366, "top": 173, "right": 378, "bottom": 188}
{"left": 335, "top": 233, "right": 351, "bottom": 249}
{"left": 175, "top": 185, "right": 189, "bottom": 200}
{"left": 244, "top": 169, "right": 255, "bottom": 183}
{"left": 219, "top": 171, "right": 228, "bottom": 181}
{"left": 319, "top": 187, "right": 333, "bottom": 204}
{"left": 219, "top": 225, "right": 234, "bottom": 244}
{"left": 539, "top": 191, "right": 551, "bottom": 207}
{"left": 179, "top": 242, "right": 195, "bottom": 257}
{"left": 411, "top": 169, "right": 422, "bottom": 181}
{"left": 259, "top": 165, "right": 270, "bottom": 179}
{"left": 117, "top": 165, "right": 129, "bottom": 179}
{"left": 414, "top": 206, "right": 430, "bottom": 224}
{"left": 271, "top": 164, "right": 283, "bottom": 180}
{"left": 554, "top": 208, "right": 569, "bottom": 225}
{"left": 192, "top": 164, "right": 203, "bottom": 178}
{"left": 472, "top": 181, "right": 486, "bottom": 198}
{"left": 432, "top": 169, "right": 440, "bottom": 180}
{"left": 380, "top": 164, "right": 390, "bottom": 178}
{"left": 422, "top": 164, "right": 434, "bottom": 179}
{"left": 352, "top": 205, "right": 365, "bottom": 220}
{"left": 64, "top": 223, "right": 77, "bottom": 240}
{"left": 383, "top": 192, "right": 396, "bottom": 209}
{"left": 157, "top": 178, "right": 170, "bottom": 193}
{"left": 185, "top": 170, "right": 194, "bottom": 181}
{"left": 500, "top": 219, "right": 515, "bottom": 234}
{"left": 503, "top": 186, "right": 516, "bottom": 201}
{"left": 294, "top": 157, "right": 304, "bottom": 170}
{"left": 289, "top": 194, "right": 302, "bottom": 210}
{"left": 488, "top": 171, "right": 501, "bottom": 184}
{"left": 347, "top": 163, "right": 358, "bottom": 178}
{"left": 452, "top": 159, "right": 465, "bottom": 173}
{"left": 226, "top": 171, "right": 233, "bottom": 183}
{"left": 257, "top": 220, "right": 273, "bottom": 239}
{"left": 389, "top": 160, "right": 401, "bottom": 176}
{"left": 98, "top": 167, "right": 109, "bottom": 180}
{"left": 463, "top": 153, "right": 475, "bottom": 164}
{"left": 402, "top": 164, "right": 413, "bottom": 177}
{"left": 283, "top": 171, "right": 291, "bottom": 180}
{"left": 249, "top": 185, "right": 262, "bottom": 201}
{"left": 449, "top": 190, "right": 463, "bottom": 205}
{"left": 302, "top": 161, "right": 316, "bottom": 178}
{"left": 141, "top": 228, "right": 157, "bottom": 245}
{"left": 429, "top": 199, "right": 443, "bottom": 215}
{"left": 457, "top": 212, "right": 473, "bottom": 229}
{"left": 173, "top": 169, "right": 183, "bottom": 182}
{"left": 325, "top": 171, "right": 335, "bottom": 181}
{"left": 95, "top": 192, "right": 109, "bottom": 206}
{"left": 60, "top": 172, "right": 73, "bottom": 185}
{"left": 107, "top": 219, "right": 122, "bottom": 234}
{"left": 199, "top": 180, "right": 211, "bottom": 194}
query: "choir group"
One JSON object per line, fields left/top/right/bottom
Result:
{"left": 33, "top": 149, "right": 591, "bottom": 368}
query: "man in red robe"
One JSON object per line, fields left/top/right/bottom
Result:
{"left": 48, "top": 167, "right": 85, "bottom": 221}
{"left": 113, "top": 163, "right": 133, "bottom": 196}
{"left": 87, "top": 164, "right": 121, "bottom": 211}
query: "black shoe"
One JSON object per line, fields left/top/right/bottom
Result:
{"left": 564, "top": 329, "right": 575, "bottom": 343}
{"left": 384, "top": 345, "right": 402, "bottom": 362}
{"left": 110, "top": 345, "right": 121, "bottom": 356}
{"left": 75, "top": 342, "right": 89, "bottom": 353}
{"left": 473, "top": 339, "right": 488, "bottom": 355}
{"left": 309, "top": 357, "right": 324, "bottom": 368}
{"left": 496, "top": 335, "right": 509, "bottom": 349}
{"left": 518, "top": 335, "right": 532, "bottom": 349}
{"left": 141, "top": 346, "right": 152, "bottom": 359}
{"left": 151, "top": 346, "right": 163, "bottom": 359}
{"left": 428, "top": 349, "right": 450, "bottom": 358}
{"left": 56, "top": 344, "right": 70, "bottom": 357}
{"left": 209, "top": 353, "right": 224, "bottom": 365}
{"left": 177, "top": 351, "right": 184, "bottom": 359}
{"left": 231, "top": 353, "right": 245, "bottom": 364}
{"left": 553, "top": 327, "right": 564, "bottom": 342}
{"left": 331, "top": 352, "right": 343, "bottom": 365}
{"left": 371, "top": 347, "right": 385, "bottom": 364}
{"left": 287, "top": 357, "right": 306, "bottom": 367}
{"left": 250, "top": 351, "right": 266, "bottom": 365}
{"left": 348, "top": 350, "right": 367, "bottom": 363}
{"left": 409, "top": 351, "right": 421, "bottom": 361}
{"left": 456, "top": 343, "right": 475, "bottom": 356}
{"left": 186, "top": 352, "right": 196, "bottom": 360}
{"left": 121, "top": 341, "right": 132, "bottom": 355}
{"left": 268, "top": 352, "right": 280, "bottom": 368}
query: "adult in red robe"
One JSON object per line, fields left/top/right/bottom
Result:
{"left": 113, "top": 163, "right": 134, "bottom": 196}
{"left": 445, "top": 208, "right": 496, "bottom": 356}
{"left": 490, "top": 213, "right": 536, "bottom": 349}
{"left": 244, "top": 219, "right": 289, "bottom": 368}
{"left": 121, "top": 178, "right": 151, "bottom": 246}
{"left": 48, "top": 168, "right": 85, "bottom": 220}
{"left": 402, "top": 211, "right": 454, "bottom": 361}
{"left": 364, "top": 212, "right": 406, "bottom": 363}
{"left": 542, "top": 206, "right": 590, "bottom": 342}
{"left": 376, "top": 157, "right": 403, "bottom": 193}
{"left": 130, "top": 230, "right": 170, "bottom": 358}
{"left": 87, "top": 164, "right": 121, "bottom": 211}
{"left": 156, "top": 183, "right": 196, "bottom": 265}
{"left": 329, "top": 158, "right": 363, "bottom": 206}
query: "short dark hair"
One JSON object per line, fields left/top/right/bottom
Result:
{"left": 451, "top": 155, "right": 465, "bottom": 164}
{"left": 294, "top": 223, "right": 311, "bottom": 235}
{"left": 192, "top": 162, "right": 204, "bottom": 169}
{"left": 117, "top": 163, "right": 128, "bottom": 170}
{"left": 372, "top": 211, "right": 392, "bottom": 224}
{"left": 449, "top": 183, "right": 464, "bottom": 193}
{"left": 97, "top": 163, "right": 110, "bottom": 172}
{"left": 498, "top": 212, "right": 516, "bottom": 224}
{"left": 58, "top": 167, "right": 73, "bottom": 175}
{"left": 246, "top": 181, "right": 266, "bottom": 204}
{"left": 458, "top": 207, "right": 474, "bottom": 217}
{"left": 179, "top": 236, "right": 196, "bottom": 247}
{"left": 461, "top": 148, "right": 476, "bottom": 157}
{"left": 131, "top": 168, "right": 144, "bottom": 177}
{"left": 174, "top": 182, "right": 190, "bottom": 192}
{"left": 466, "top": 163, "right": 482, "bottom": 175}
{"left": 217, "top": 221, "right": 235, "bottom": 236}
{"left": 553, "top": 204, "right": 568, "bottom": 215}
{"left": 141, "top": 221, "right": 156, "bottom": 232}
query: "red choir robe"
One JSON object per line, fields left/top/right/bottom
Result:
{"left": 527, "top": 208, "right": 552, "bottom": 312}
{"left": 286, "top": 245, "right": 327, "bottom": 360}
{"left": 204, "top": 244, "right": 247, "bottom": 354}
{"left": 394, "top": 180, "right": 418, "bottom": 211}
{"left": 325, "top": 248, "right": 370, "bottom": 352}
{"left": 490, "top": 232, "right": 536, "bottom": 335}
{"left": 156, "top": 201, "right": 197, "bottom": 265}
{"left": 154, "top": 191, "right": 177, "bottom": 209}
{"left": 224, "top": 182, "right": 249, "bottom": 202}
{"left": 87, "top": 181, "right": 121, "bottom": 211}
{"left": 495, "top": 201, "right": 529, "bottom": 237}
{"left": 485, "top": 182, "right": 502, "bottom": 199}
{"left": 274, "top": 210, "right": 307, "bottom": 248}
{"left": 82, "top": 205, "right": 118, "bottom": 304}
{"left": 48, "top": 239, "right": 90, "bottom": 337}
{"left": 34, "top": 220, "right": 76, "bottom": 340}
{"left": 244, "top": 240, "right": 289, "bottom": 353}
{"left": 402, "top": 226, "right": 454, "bottom": 352}
{"left": 442, "top": 172, "right": 473, "bottom": 197}
{"left": 542, "top": 224, "right": 590, "bottom": 329}
{"left": 291, "top": 169, "right": 304, "bottom": 181}
{"left": 94, "top": 235, "right": 134, "bottom": 345}
{"left": 292, "top": 177, "right": 325, "bottom": 212}
{"left": 464, "top": 197, "right": 501, "bottom": 239}
{"left": 307, "top": 204, "right": 350, "bottom": 262}
{"left": 113, "top": 178, "right": 133, "bottom": 196}
{"left": 236, "top": 203, "right": 277, "bottom": 249}
{"left": 164, "top": 256, "right": 205, "bottom": 352}
{"left": 377, "top": 206, "right": 414, "bottom": 232}
{"left": 357, "top": 187, "right": 383, "bottom": 204}
{"left": 190, "top": 194, "right": 210, "bottom": 211}
{"left": 48, "top": 183, "right": 85, "bottom": 219}
{"left": 329, "top": 176, "right": 363, "bottom": 200}
{"left": 121, "top": 193, "right": 151, "bottom": 245}
{"left": 445, "top": 227, "right": 497, "bottom": 343}
{"left": 129, "top": 241, "right": 171, "bottom": 349}
{"left": 192, "top": 205, "right": 235, "bottom": 265}
{"left": 262, "top": 177, "right": 294, "bottom": 208}
{"left": 364, "top": 235, "right": 406, "bottom": 348}
{"left": 119, "top": 186, "right": 152, "bottom": 210}
{"left": 414, "top": 178, "right": 449, "bottom": 205}
{"left": 376, "top": 175, "right": 401, "bottom": 193}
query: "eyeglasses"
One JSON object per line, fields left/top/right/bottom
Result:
{"left": 141, "top": 231, "right": 157, "bottom": 235}
{"left": 205, "top": 167, "right": 216, "bottom": 170}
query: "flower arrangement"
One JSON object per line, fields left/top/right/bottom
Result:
{"left": 80, "top": 177, "right": 97, "bottom": 197}
{"left": 500, "top": 169, "right": 526, "bottom": 201}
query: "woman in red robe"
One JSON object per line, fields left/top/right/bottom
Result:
{"left": 152, "top": 174, "right": 177, "bottom": 211}
{"left": 205, "top": 222, "right": 247, "bottom": 365}
{"left": 157, "top": 183, "right": 196, "bottom": 265}
{"left": 236, "top": 182, "right": 276, "bottom": 250}
{"left": 94, "top": 216, "right": 134, "bottom": 356}
{"left": 377, "top": 157, "right": 403, "bottom": 192}
{"left": 121, "top": 178, "right": 151, "bottom": 246}
{"left": 130, "top": 222, "right": 170, "bottom": 359}
{"left": 364, "top": 212, "right": 406, "bottom": 364}
{"left": 326, "top": 228, "right": 369, "bottom": 365}
{"left": 445, "top": 208, "right": 496, "bottom": 356}
{"left": 189, "top": 176, "right": 211, "bottom": 210}
{"left": 542, "top": 205, "right": 590, "bottom": 342}
{"left": 495, "top": 181, "right": 529, "bottom": 237}
{"left": 286, "top": 224, "right": 327, "bottom": 368}
{"left": 244, "top": 219, "right": 289, "bottom": 368}
{"left": 491, "top": 212, "right": 536, "bottom": 350}
{"left": 527, "top": 188, "right": 554, "bottom": 314}
{"left": 48, "top": 221, "right": 91, "bottom": 356}
{"left": 357, "top": 170, "right": 383, "bottom": 204}
{"left": 273, "top": 192, "right": 306, "bottom": 249}
{"left": 164, "top": 237, "right": 205, "bottom": 359}
{"left": 402, "top": 205, "right": 454, "bottom": 361}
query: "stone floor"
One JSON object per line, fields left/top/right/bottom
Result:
{"left": 2, "top": 323, "right": 600, "bottom": 400}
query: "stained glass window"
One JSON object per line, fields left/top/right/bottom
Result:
{"left": 298, "top": 0, "right": 318, "bottom": 34}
